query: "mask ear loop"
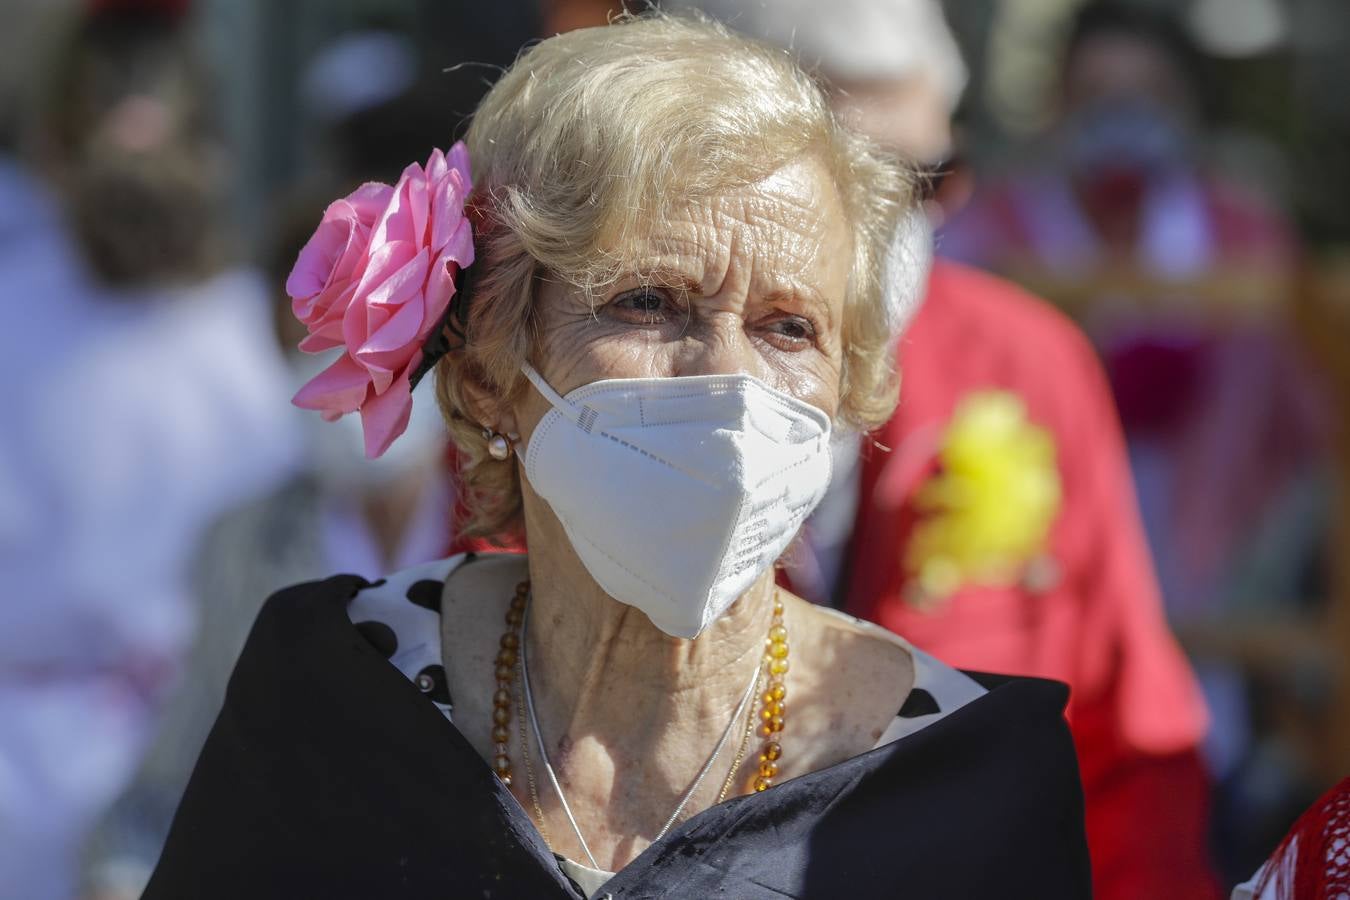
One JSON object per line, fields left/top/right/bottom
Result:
{"left": 520, "top": 362, "right": 582, "bottom": 426}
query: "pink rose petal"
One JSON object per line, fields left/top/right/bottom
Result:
{"left": 373, "top": 163, "right": 430, "bottom": 248}
{"left": 298, "top": 331, "right": 343, "bottom": 353}
{"left": 424, "top": 258, "right": 457, "bottom": 326}
{"left": 425, "top": 147, "right": 448, "bottom": 185}
{"left": 292, "top": 352, "right": 371, "bottom": 417}
{"left": 307, "top": 283, "right": 358, "bottom": 342}
{"left": 365, "top": 245, "right": 430, "bottom": 310}
{"left": 288, "top": 141, "right": 472, "bottom": 458}
{"left": 444, "top": 217, "right": 475, "bottom": 268}
{"left": 345, "top": 182, "right": 394, "bottom": 224}
{"left": 349, "top": 240, "right": 418, "bottom": 301}
{"left": 429, "top": 176, "right": 460, "bottom": 255}
{"left": 286, "top": 199, "right": 365, "bottom": 301}
{"left": 448, "top": 141, "right": 471, "bottom": 183}
{"left": 358, "top": 296, "right": 427, "bottom": 394}
{"left": 358, "top": 360, "right": 417, "bottom": 458}
{"left": 341, "top": 241, "right": 419, "bottom": 354}
{"left": 363, "top": 286, "right": 428, "bottom": 352}
{"left": 405, "top": 173, "right": 429, "bottom": 248}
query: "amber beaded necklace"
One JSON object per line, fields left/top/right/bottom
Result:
{"left": 754, "top": 591, "right": 789, "bottom": 791}
{"left": 489, "top": 582, "right": 790, "bottom": 852}
{"left": 487, "top": 582, "right": 529, "bottom": 786}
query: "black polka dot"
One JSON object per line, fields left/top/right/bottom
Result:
{"left": 414, "top": 664, "right": 453, "bottom": 706}
{"left": 898, "top": 688, "right": 940, "bottom": 718}
{"left": 406, "top": 579, "right": 445, "bottom": 613}
{"left": 354, "top": 620, "right": 399, "bottom": 659}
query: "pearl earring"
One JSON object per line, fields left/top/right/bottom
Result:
{"left": 482, "top": 426, "right": 514, "bottom": 461}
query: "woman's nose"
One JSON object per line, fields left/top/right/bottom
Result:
{"left": 672, "top": 319, "right": 769, "bottom": 381}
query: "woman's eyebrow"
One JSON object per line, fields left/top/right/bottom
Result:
{"left": 620, "top": 262, "right": 704, "bottom": 295}
{"left": 761, "top": 283, "right": 837, "bottom": 329}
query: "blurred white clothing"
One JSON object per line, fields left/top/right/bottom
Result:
{"left": 0, "top": 159, "right": 301, "bottom": 899}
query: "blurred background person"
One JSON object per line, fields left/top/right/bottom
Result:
{"left": 0, "top": 1, "right": 301, "bottom": 897}
{"left": 941, "top": 0, "right": 1339, "bottom": 884}
{"left": 79, "top": 4, "right": 538, "bottom": 897}
{"left": 944, "top": 3, "right": 1324, "bottom": 630}
{"left": 625, "top": 1, "right": 1219, "bottom": 897}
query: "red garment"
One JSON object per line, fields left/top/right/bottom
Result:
{"left": 1256, "top": 776, "right": 1350, "bottom": 899}
{"left": 847, "top": 260, "right": 1218, "bottom": 900}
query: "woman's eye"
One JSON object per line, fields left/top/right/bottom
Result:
{"left": 611, "top": 288, "right": 675, "bottom": 325}
{"left": 761, "top": 315, "right": 817, "bottom": 349}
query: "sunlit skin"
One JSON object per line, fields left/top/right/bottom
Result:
{"left": 439, "top": 155, "right": 914, "bottom": 872}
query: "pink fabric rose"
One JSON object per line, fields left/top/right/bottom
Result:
{"left": 287, "top": 143, "right": 474, "bottom": 458}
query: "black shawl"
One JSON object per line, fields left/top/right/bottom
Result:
{"left": 143, "top": 575, "right": 1092, "bottom": 899}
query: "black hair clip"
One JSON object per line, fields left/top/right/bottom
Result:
{"left": 409, "top": 260, "right": 475, "bottom": 390}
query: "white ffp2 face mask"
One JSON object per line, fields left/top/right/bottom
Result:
{"left": 518, "top": 363, "right": 833, "bottom": 639}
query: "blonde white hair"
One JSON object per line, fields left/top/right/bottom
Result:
{"left": 436, "top": 11, "right": 915, "bottom": 537}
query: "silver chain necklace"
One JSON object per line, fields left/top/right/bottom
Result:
{"left": 519, "top": 598, "right": 762, "bottom": 870}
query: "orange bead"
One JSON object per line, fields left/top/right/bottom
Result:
{"left": 759, "top": 760, "right": 779, "bottom": 778}
{"left": 772, "top": 600, "right": 784, "bottom": 616}
{"left": 769, "top": 658, "right": 789, "bottom": 676}
{"left": 753, "top": 776, "right": 773, "bottom": 792}
{"left": 760, "top": 702, "right": 783, "bottom": 721}
{"left": 768, "top": 625, "right": 787, "bottom": 643}
{"left": 762, "top": 741, "right": 782, "bottom": 761}
{"left": 768, "top": 641, "right": 788, "bottom": 659}
{"left": 768, "top": 684, "right": 786, "bottom": 702}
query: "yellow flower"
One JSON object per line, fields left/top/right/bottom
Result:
{"left": 905, "top": 390, "right": 1062, "bottom": 603}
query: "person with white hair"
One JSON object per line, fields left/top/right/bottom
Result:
{"left": 144, "top": 12, "right": 1091, "bottom": 898}
{"left": 665, "top": 2, "right": 1219, "bottom": 898}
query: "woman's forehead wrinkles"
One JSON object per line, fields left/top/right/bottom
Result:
{"left": 626, "top": 197, "right": 840, "bottom": 298}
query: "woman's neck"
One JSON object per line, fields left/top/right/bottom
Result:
{"left": 516, "top": 493, "right": 776, "bottom": 867}
{"left": 520, "top": 496, "right": 773, "bottom": 747}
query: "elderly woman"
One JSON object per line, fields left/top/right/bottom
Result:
{"left": 144, "top": 14, "right": 1089, "bottom": 899}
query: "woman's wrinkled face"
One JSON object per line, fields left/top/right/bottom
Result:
{"left": 506, "top": 154, "right": 851, "bottom": 443}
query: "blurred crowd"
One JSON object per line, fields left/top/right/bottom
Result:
{"left": 0, "top": 0, "right": 1346, "bottom": 898}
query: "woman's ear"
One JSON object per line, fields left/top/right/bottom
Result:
{"left": 460, "top": 362, "right": 520, "bottom": 438}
